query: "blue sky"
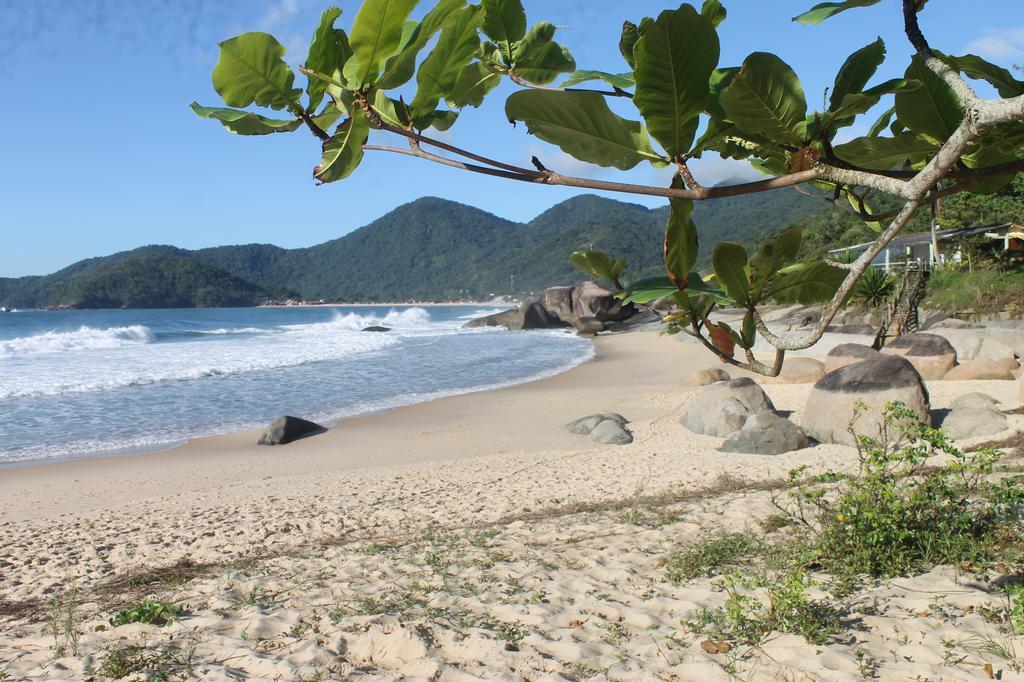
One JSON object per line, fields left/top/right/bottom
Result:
{"left": 2, "top": 0, "right": 1021, "bottom": 276}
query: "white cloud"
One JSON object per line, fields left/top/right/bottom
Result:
{"left": 258, "top": 0, "right": 301, "bottom": 31}
{"left": 962, "top": 28, "right": 1024, "bottom": 61}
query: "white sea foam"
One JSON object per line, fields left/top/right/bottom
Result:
{"left": 196, "top": 327, "right": 267, "bottom": 335}
{"left": 0, "top": 325, "right": 154, "bottom": 358}
{"left": 0, "top": 320, "right": 401, "bottom": 400}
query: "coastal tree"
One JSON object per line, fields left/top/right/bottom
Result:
{"left": 192, "top": 0, "right": 1024, "bottom": 375}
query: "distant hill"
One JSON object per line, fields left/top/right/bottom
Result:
{"left": 0, "top": 190, "right": 822, "bottom": 308}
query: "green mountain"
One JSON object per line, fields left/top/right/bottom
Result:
{"left": 1, "top": 190, "right": 821, "bottom": 308}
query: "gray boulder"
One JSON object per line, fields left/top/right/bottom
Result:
{"left": 881, "top": 333, "right": 957, "bottom": 379}
{"left": 567, "top": 412, "right": 629, "bottom": 435}
{"left": 590, "top": 419, "right": 634, "bottom": 445}
{"left": 941, "top": 407, "right": 1008, "bottom": 440}
{"left": 521, "top": 301, "right": 569, "bottom": 329}
{"left": 572, "top": 282, "right": 635, "bottom": 324}
{"left": 362, "top": 325, "right": 391, "bottom": 332}
{"left": 950, "top": 392, "right": 1001, "bottom": 411}
{"left": 944, "top": 359, "right": 1015, "bottom": 381}
{"left": 824, "top": 343, "right": 879, "bottom": 374}
{"left": 681, "top": 378, "right": 776, "bottom": 437}
{"left": 802, "top": 354, "right": 931, "bottom": 446}
{"left": 720, "top": 410, "right": 810, "bottom": 455}
{"left": 463, "top": 307, "right": 523, "bottom": 329}
{"left": 541, "top": 286, "right": 576, "bottom": 325}
{"left": 258, "top": 416, "right": 326, "bottom": 446}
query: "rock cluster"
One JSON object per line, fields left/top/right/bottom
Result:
{"left": 802, "top": 354, "right": 930, "bottom": 446}
{"left": 566, "top": 413, "right": 633, "bottom": 445}
{"left": 680, "top": 378, "right": 810, "bottom": 455}
{"left": 465, "top": 282, "right": 637, "bottom": 332}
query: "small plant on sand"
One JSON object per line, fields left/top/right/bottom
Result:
{"left": 691, "top": 570, "right": 841, "bottom": 645}
{"left": 109, "top": 599, "right": 185, "bottom": 627}
{"left": 665, "top": 533, "right": 762, "bottom": 584}
{"left": 47, "top": 587, "right": 81, "bottom": 658}
{"left": 98, "top": 644, "right": 174, "bottom": 680}
{"left": 776, "top": 403, "right": 1024, "bottom": 578}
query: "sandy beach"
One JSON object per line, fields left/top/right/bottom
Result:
{"left": 2, "top": 329, "right": 1023, "bottom": 680}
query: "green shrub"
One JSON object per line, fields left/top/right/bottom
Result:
{"left": 779, "top": 403, "right": 1024, "bottom": 578}
{"left": 925, "top": 269, "right": 1024, "bottom": 314}
{"left": 108, "top": 599, "right": 184, "bottom": 627}
{"left": 665, "top": 533, "right": 762, "bottom": 584}
{"left": 691, "top": 570, "right": 841, "bottom": 645}
{"left": 851, "top": 267, "right": 895, "bottom": 307}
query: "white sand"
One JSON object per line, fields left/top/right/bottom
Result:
{"left": 1, "top": 330, "right": 1022, "bottom": 680}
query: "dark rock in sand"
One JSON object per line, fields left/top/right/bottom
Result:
{"left": 802, "top": 354, "right": 930, "bottom": 445}
{"left": 567, "top": 413, "right": 629, "bottom": 435}
{"left": 258, "top": 415, "right": 327, "bottom": 446}
{"left": 720, "top": 410, "right": 810, "bottom": 455}
{"left": 590, "top": 419, "right": 633, "bottom": 445}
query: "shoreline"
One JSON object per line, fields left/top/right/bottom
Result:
{"left": 0, "top": 328, "right": 593, "bottom": 472}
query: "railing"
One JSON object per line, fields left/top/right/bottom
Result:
{"left": 872, "top": 262, "right": 930, "bottom": 349}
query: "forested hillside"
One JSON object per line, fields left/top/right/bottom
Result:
{"left": 1, "top": 190, "right": 822, "bottom": 308}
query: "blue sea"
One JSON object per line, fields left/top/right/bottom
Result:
{"left": 0, "top": 306, "right": 594, "bottom": 465}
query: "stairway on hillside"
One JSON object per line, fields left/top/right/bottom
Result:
{"left": 873, "top": 263, "right": 930, "bottom": 349}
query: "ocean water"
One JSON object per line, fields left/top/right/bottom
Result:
{"left": 0, "top": 306, "right": 594, "bottom": 465}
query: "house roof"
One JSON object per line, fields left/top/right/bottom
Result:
{"left": 828, "top": 223, "right": 1019, "bottom": 254}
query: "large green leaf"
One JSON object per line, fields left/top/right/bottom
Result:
{"left": 824, "top": 78, "right": 919, "bottom": 131}
{"left": 749, "top": 227, "right": 802, "bottom": 292}
{"left": 664, "top": 196, "right": 698, "bottom": 288}
{"left": 867, "top": 105, "right": 896, "bottom": 137}
{"left": 212, "top": 33, "right": 302, "bottom": 111}
{"left": 618, "top": 21, "right": 640, "bottom": 69}
{"left": 830, "top": 37, "right": 885, "bottom": 110}
{"left": 792, "top": 0, "right": 882, "bottom": 24}
{"left": 633, "top": 4, "right": 719, "bottom": 159}
{"left": 411, "top": 5, "right": 482, "bottom": 117}
{"left": 447, "top": 61, "right": 501, "bottom": 108}
{"left": 766, "top": 262, "right": 846, "bottom": 304}
{"left": 512, "top": 23, "right": 575, "bottom": 85}
{"left": 701, "top": 0, "right": 727, "bottom": 27}
{"left": 834, "top": 133, "right": 938, "bottom": 169}
{"left": 561, "top": 70, "right": 635, "bottom": 90}
{"left": 569, "top": 250, "right": 625, "bottom": 286}
{"left": 895, "top": 55, "right": 963, "bottom": 143}
{"left": 378, "top": 0, "right": 466, "bottom": 89}
{"left": 190, "top": 102, "right": 301, "bottom": 135}
{"left": 962, "top": 143, "right": 1018, "bottom": 194}
{"left": 720, "top": 52, "right": 807, "bottom": 147}
{"left": 481, "top": 0, "right": 526, "bottom": 62}
{"left": 712, "top": 242, "right": 750, "bottom": 304}
{"left": 505, "top": 90, "right": 661, "bottom": 170}
{"left": 304, "top": 7, "right": 352, "bottom": 111}
{"left": 348, "top": 0, "right": 420, "bottom": 87}
{"left": 939, "top": 53, "right": 1024, "bottom": 98}
{"left": 314, "top": 110, "right": 369, "bottom": 184}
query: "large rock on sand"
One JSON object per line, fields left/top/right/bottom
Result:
{"left": 941, "top": 407, "right": 1008, "bottom": 440}
{"left": 943, "top": 359, "right": 1015, "bottom": 381}
{"left": 258, "top": 416, "right": 326, "bottom": 446}
{"left": 774, "top": 357, "right": 825, "bottom": 384}
{"left": 824, "top": 343, "right": 880, "bottom": 374}
{"left": 720, "top": 411, "right": 810, "bottom": 455}
{"left": 681, "top": 378, "right": 775, "bottom": 437}
{"left": 572, "top": 281, "right": 634, "bottom": 324}
{"left": 950, "top": 392, "right": 1001, "bottom": 411}
{"left": 802, "top": 355, "right": 930, "bottom": 446}
{"left": 880, "top": 333, "right": 957, "bottom": 379}
{"left": 541, "top": 286, "right": 576, "bottom": 324}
